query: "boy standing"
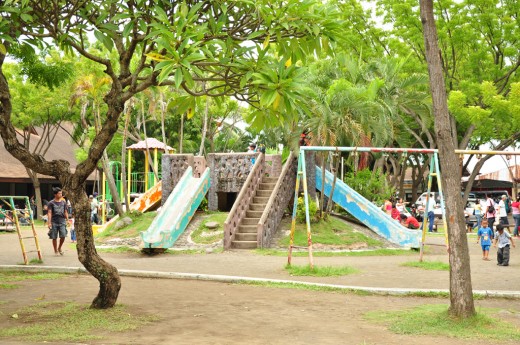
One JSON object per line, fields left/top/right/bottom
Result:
{"left": 47, "top": 187, "right": 68, "bottom": 256}
{"left": 476, "top": 219, "right": 493, "bottom": 261}
{"left": 493, "top": 224, "right": 515, "bottom": 266}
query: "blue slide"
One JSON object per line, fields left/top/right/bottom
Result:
{"left": 316, "top": 167, "right": 421, "bottom": 248}
{"left": 140, "top": 167, "right": 210, "bottom": 249}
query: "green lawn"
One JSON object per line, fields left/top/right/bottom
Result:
{"left": 365, "top": 304, "right": 520, "bottom": 341}
{"left": 96, "top": 211, "right": 157, "bottom": 240}
{"left": 190, "top": 212, "right": 227, "bottom": 244}
{"left": 285, "top": 264, "right": 359, "bottom": 277}
{"left": 401, "top": 260, "right": 450, "bottom": 271}
{"left": 278, "top": 217, "right": 383, "bottom": 248}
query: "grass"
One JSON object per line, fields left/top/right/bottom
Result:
{"left": 401, "top": 260, "right": 450, "bottom": 271}
{"left": 238, "top": 280, "right": 371, "bottom": 296}
{"left": 285, "top": 264, "right": 359, "bottom": 277}
{"left": 96, "top": 246, "right": 141, "bottom": 254}
{"left": 255, "top": 248, "right": 416, "bottom": 257}
{"left": 0, "top": 302, "right": 158, "bottom": 342}
{"left": 97, "top": 211, "right": 157, "bottom": 239}
{"left": 190, "top": 212, "right": 227, "bottom": 244}
{"left": 0, "top": 271, "right": 66, "bottom": 289}
{"left": 28, "top": 258, "right": 43, "bottom": 264}
{"left": 278, "top": 217, "right": 383, "bottom": 247}
{"left": 365, "top": 304, "right": 520, "bottom": 341}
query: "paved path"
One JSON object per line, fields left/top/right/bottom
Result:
{"left": 1, "top": 226, "right": 519, "bottom": 294}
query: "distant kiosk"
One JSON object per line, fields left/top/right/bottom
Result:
{"left": 126, "top": 138, "right": 174, "bottom": 198}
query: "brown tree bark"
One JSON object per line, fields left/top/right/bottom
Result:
{"left": 0, "top": 59, "right": 122, "bottom": 309}
{"left": 420, "top": 0, "right": 475, "bottom": 318}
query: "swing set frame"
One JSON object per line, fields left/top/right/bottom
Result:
{"left": 288, "top": 146, "right": 520, "bottom": 268}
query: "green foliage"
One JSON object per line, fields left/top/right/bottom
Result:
{"left": 0, "top": 271, "right": 65, "bottom": 283}
{"left": 0, "top": 302, "right": 158, "bottom": 342}
{"left": 284, "top": 264, "right": 359, "bottom": 277}
{"left": 448, "top": 81, "right": 520, "bottom": 143}
{"left": 296, "top": 197, "right": 319, "bottom": 224}
{"left": 343, "top": 168, "right": 394, "bottom": 204}
{"left": 365, "top": 304, "right": 520, "bottom": 341}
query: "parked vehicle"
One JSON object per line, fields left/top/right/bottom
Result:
{"left": 471, "top": 190, "right": 510, "bottom": 203}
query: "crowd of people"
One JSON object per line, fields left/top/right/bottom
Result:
{"left": 382, "top": 193, "right": 518, "bottom": 267}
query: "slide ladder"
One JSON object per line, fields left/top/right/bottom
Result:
{"left": 140, "top": 167, "right": 210, "bottom": 249}
{"left": 316, "top": 167, "right": 421, "bottom": 248}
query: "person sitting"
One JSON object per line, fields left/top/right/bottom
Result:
{"left": 391, "top": 203, "right": 401, "bottom": 221}
{"left": 464, "top": 209, "right": 475, "bottom": 233}
{"left": 400, "top": 214, "right": 420, "bottom": 229}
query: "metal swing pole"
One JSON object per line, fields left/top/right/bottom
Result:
{"left": 434, "top": 152, "right": 449, "bottom": 250}
{"left": 287, "top": 150, "right": 314, "bottom": 269}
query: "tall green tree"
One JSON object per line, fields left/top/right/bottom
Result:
{"left": 0, "top": 0, "right": 340, "bottom": 308}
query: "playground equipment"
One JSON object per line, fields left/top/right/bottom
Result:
{"left": 289, "top": 146, "right": 520, "bottom": 267}
{"left": 316, "top": 166, "right": 421, "bottom": 248}
{"left": 98, "top": 138, "right": 173, "bottom": 227}
{"left": 1, "top": 196, "right": 42, "bottom": 264}
{"left": 288, "top": 146, "right": 448, "bottom": 268}
{"left": 140, "top": 166, "right": 210, "bottom": 251}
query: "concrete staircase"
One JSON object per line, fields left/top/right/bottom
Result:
{"left": 232, "top": 176, "right": 278, "bottom": 249}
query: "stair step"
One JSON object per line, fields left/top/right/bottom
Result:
{"left": 256, "top": 190, "right": 272, "bottom": 198}
{"left": 242, "top": 217, "right": 260, "bottom": 225}
{"left": 238, "top": 225, "right": 257, "bottom": 233}
{"left": 249, "top": 203, "right": 267, "bottom": 211}
{"left": 246, "top": 210, "right": 263, "bottom": 218}
{"left": 259, "top": 183, "right": 276, "bottom": 190}
{"left": 232, "top": 240, "right": 257, "bottom": 249}
{"left": 253, "top": 196, "right": 269, "bottom": 204}
{"left": 235, "top": 233, "right": 257, "bottom": 241}
{"left": 263, "top": 177, "right": 279, "bottom": 184}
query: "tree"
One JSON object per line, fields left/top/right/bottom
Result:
{"left": 6, "top": 49, "right": 74, "bottom": 220}
{"left": 0, "top": 0, "right": 340, "bottom": 308}
{"left": 420, "top": 0, "right": 475, "bottom": 318}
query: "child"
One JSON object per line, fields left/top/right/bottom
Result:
{"left": 493, "top": 224, "right": 516, "bottom": 266}
{"left": 69, "top": 215, "right": 76, "bottom": 243}
{"left": 400, "top": 214, "right": 420, "bottom": 229}
{"left": 476, "top": 219, "right": 493, "bottom": 261}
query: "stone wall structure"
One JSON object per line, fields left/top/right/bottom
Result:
{"left": 161, "top": 154, "right": 194, "bottom": 205}
{"left": 207, "top": 153, "right": 256, "bottom": 211}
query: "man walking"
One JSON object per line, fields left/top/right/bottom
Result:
{"left": 47, "top": 187, "right": 68, "bottom": 256}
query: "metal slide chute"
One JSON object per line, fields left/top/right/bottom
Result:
{"left": 316, "top": 166, "right": 421, "bottom": 248}
{"left": 140, "top": 166, "right": 210, "bottom": 250}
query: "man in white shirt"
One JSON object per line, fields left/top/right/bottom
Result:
{"left": 426, "top": 194, "right": 436, "bottom": 232}
{"left": 497, "top": 195, "right": 509, "bottom": 225}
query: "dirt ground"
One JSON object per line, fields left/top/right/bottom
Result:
{"left": 1, "top": 275, "right": 520, "bottom": 345}
{"left": 1, "top": 222, "right": 520, "bottom": 344}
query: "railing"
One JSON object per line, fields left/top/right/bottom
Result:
{"left": 223, "top": 153, "right": 265, "bottom": 249}
{"left": 257, "top": 151, "right": 297, "bottom": 248}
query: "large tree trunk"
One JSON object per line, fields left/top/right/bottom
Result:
{"left": 68, "top": 188, "right": 121, "bottom": 308}
{"left": 420, "top": 0, "right": 475, "bottom": 318}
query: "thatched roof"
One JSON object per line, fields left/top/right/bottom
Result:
{"left": 0, "top": 123, "right": 96, "bottom": 181}
{"left": 127, "top": 138, "right": 174, "bottom": 152}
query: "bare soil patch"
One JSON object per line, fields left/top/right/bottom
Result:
{"left": 1, "top": 275, "right": 519, "bottom": 345}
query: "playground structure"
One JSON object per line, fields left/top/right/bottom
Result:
{"left": 140, "top": 166, "right": 210, "bottom": 250}
{"left": 1, "top": 196, "right": 42, "bottom": 265}
{"left": 289, "top": 146, "right": 520, "bottom": 267}
{"left": 138, "top": 151, "right": 292, "bottom": 251}
{"left": 98, "top": 138, "right": 174, "bottom": 225}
